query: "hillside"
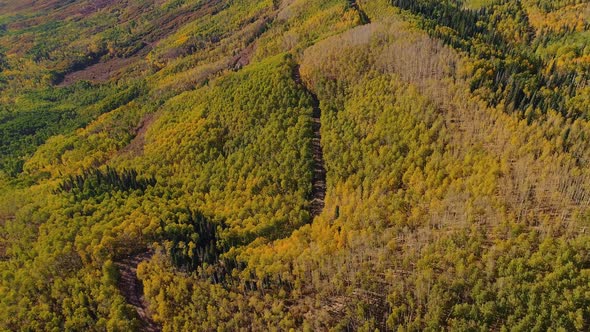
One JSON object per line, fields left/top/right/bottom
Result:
{"left": 0, "top": 0, "right": 589, "bottom": 330}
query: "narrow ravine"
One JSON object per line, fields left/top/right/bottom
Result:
{"left": 293, "top": 65, "right": 326, "bottom": 217}
{"left": 114, "top": 252, "right": 160, "bottom": 332}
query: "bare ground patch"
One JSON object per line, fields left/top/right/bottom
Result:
{"left": 117, "top": 112, "right": 158, "bottom": 158}
{"left": 56, "top": 0, "right": 226, "bottom": 86}
{"left": 57, "top": 54, "right": 144, "bottom": 87}
{"left": 114, "top": 251, "right": 160, "bottom": 332}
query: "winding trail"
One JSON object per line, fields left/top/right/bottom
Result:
{"left": 114, "top": 252, "right": 160, "bottom": 332}
{"left": 293, "top": 65, "right": 326, "bottom": 217}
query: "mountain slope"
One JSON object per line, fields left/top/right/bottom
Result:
{"left": 0, "top": 0, "right": 589, "bottom": 330}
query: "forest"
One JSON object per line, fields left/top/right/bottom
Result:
{"left": 0, "top": 0, "right": 589, "bottom": 331}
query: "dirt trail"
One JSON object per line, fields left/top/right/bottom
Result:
{"left": 114, "top": 252, "right": 160, "bottom": 332}
{"left": 293, "top": 65, "right": 326, "bottom": 217}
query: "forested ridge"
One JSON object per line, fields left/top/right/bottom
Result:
{"left": 0, "top": 0, "right": 589, "bottom": 330}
